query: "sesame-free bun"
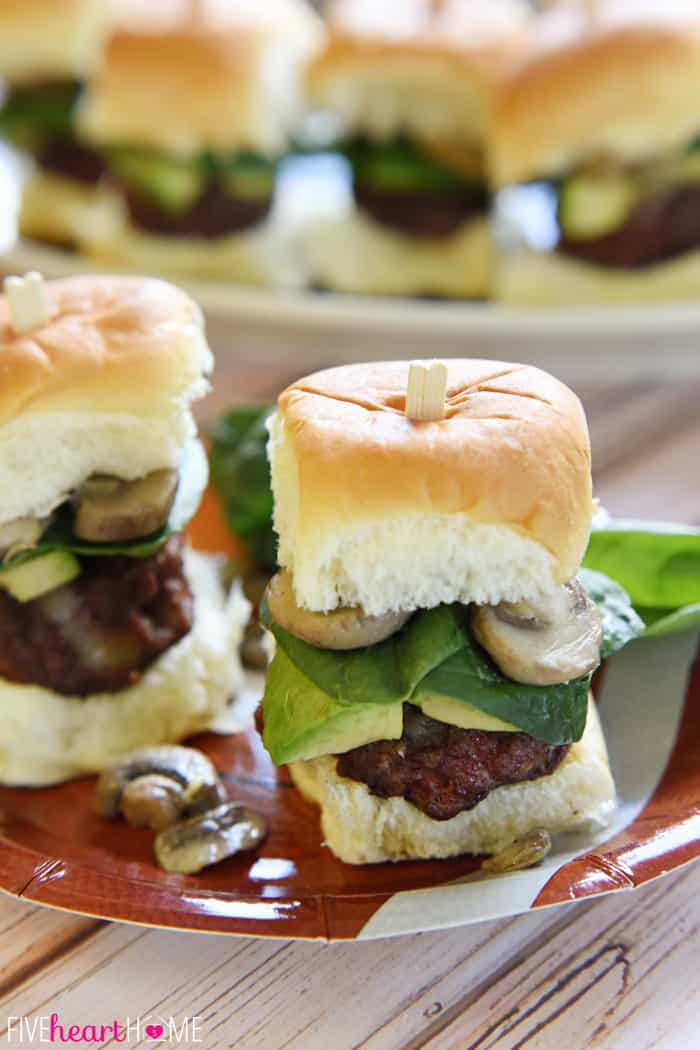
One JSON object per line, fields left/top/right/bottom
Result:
{"left": 18, "top": 170, "right": 120, "bottom": 249}
{"left": 290, "top": 694, "right": 614, "bottom": 864}
{"left": 492, "top": 1, "right": 700, "bottom": 185}
{"left": 301, "top": 210, "right": 493, "bottom": 297}
{"left": 0, "top": 550, "right": 250, "bottom": 786}
{"left": 0, "top": 0, "right": 111, "bottom": 82}
{"left": 0, "top": 274, "right": 212, "bottom": 527}
{"left": 307, "top": 0, "right": 529, "bottom": 149}
{"left": 497, "top": 246, "right": 700, "bottom": 305}
{"left": 82, "top": 212, "right": 305, "bottom": 289}
{"left": 78, "top": 0, "right": 324, "bottom": 155}
{"left": 268, "top": 360, "right": 592, "bottom": 616}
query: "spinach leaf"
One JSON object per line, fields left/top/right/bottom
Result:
{"left": 262, "top": 648, "right": 403, "bottom": 765}
{"left": 584, "top": 519, "right": 700, "bottom": 609}
{"left": 414, "top": 648, "right": 590, "bottom": 745}
{"left": 638, "top": 604, "right": 700, "bottom": 638}
{"left": 1, "top": 439, "right": 208, "bottom": 570}
{"left": 578, "top": 567, "right": 645, "bottom": 659}
{"left": 209, "top": 405, "right": 276, "bottom": 571}
{"left": 261, "top": 601, "right": 466, "bottom": 705}
{"left": 262, "top": 568, "right": 643, "bottom": 748}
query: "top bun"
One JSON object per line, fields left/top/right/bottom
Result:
{"left": 0, "top": 274, "right": 212, "bottom": 527}
{"left": 0, "top": 0, "right": 111, "bottom": 83}
{"left": 78, "top": 0, "right": 324, "bottom": 155}
{"left": 492, "top": 0, "right": 700, "bottom": 185}
{"left": 268, "top": 360, "right": 592, "bottom": 617}
{"left": 307, "top": 0, "right": 529, "bottom": 152}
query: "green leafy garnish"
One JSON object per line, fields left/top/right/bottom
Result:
{"left": 578, "top": 568, "right": 645, "bottom": 659}
{"left": 340, "top": 137, "right": 486, "bottom": 194}
{"left": 262, "top": 572, "right": 644, "bottom": 761}
{"left": 0, "top": 81, "right": 80, "bottom": 149}
{"left": 638, "top": 605, "right": 700, "bottom": 638}
{"left": 1, "top": 439, "right": 208, "bottom": 572}
{"left": 262, "top": 601, "right": 466, "bottom": 706}
{"left": 209, "top": 405, "right": 276, "bottom": 571}
{"left": 414, "top": 649, "right": 590, "bottom": 746}
{"left": 584, "top": 519, "right": 700, "bottom": 637}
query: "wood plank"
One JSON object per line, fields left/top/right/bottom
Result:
{"left": 2, "top": 867, "right": 697, "bottom": 1049}
{"left": 0, "top": 895, "right": 99, "bottom": 1004}
{"left": 0, "top": 904, "right": 573, "bottom": 1048}
{"left": 413, "top": 864, "right": 700, "bottom": 1050}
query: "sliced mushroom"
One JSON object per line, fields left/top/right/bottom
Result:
{"left": 74, "top": 468, "right": 178, "bottom": 542}
{"left": 482, "top": 830, "right": 552, "bottom": 874}
{"left": 96, "top": 746, "right": 226, "bottom": 830}
{"left": 154, "top": 802, "right": 267, "bottom": 874}
{"left": 471, "top": 579, "right": 603, "bottom": 686}
{"left": 0, "top": 515, "right": 51, "bottom": 560}
{"left": 265, "top": 569, "right": 412, "bottom": 650}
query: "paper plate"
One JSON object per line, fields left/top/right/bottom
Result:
{"left": 1, "top": 147, "right": 699, "bottom": 384}
{"left": 0, "top": 497, "right": 698, "bottom": 941}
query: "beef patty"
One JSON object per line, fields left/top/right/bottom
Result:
{"left": 0, "top": 537, "right": 193, "bottom": 697}
{"left": 337, "top": 704, "right": 569, "bottom": 821}
{"left": 559, "top": 185, "right": 700, "bottom": 269}
{"left": 37, "top": 139, "right": 106, "bottom": 185}
{"left": 123, "top": 183, "right": 272, "bottom": 238}
{"left": 354, "top": 183, "right": 489, "bottom": 239}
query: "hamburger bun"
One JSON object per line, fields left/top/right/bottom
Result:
{"left": 307, "top": 0, "right": 530, "bottom": 149}
{"left": 300, "top": 210, "right": 492, "bottom": 297}
{"left": 0, "top": 0, "right": 111, "bottom": 83}
{"left": 82, "top": 210, "right": 305, "bottom": 289}
{"left": 77, "top": 0, "right": 324, "bottom": 155}
{"left": 268, "top": 360, "right": 593, "bottom": 616}
{"left": 496, "top": 245, "right": 700, "bottom": 305}
{"left": 492, "top": 1, "right": 700, "bottom": 185}
{"left": 0, "top": 549, "right": 250, "bottom": 786}
{"left": 290, "top": 694, "right": 614, "bottom": 864}
{"left": 18, "top": 169, "right": 120, "bottom": 250}
{"left": 0, "top": 274, "right": 212, "bottom": 527}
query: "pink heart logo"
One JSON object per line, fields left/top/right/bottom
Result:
{"left": 145, "top": 1025, "right": 164, "bottom": 1040}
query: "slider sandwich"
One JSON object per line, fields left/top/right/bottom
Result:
{"left": 259, "top": 360, "right": 642, "bottom": 864}
{"left": 0, "top": 0, "right": 113, "bottom": 246}
{"left": 492, "top": 1, "right": 700, "bottom": 305}
{"left": 0, "top": 272, "right": 249, "bottom": 786}
{"left": 76, "top": 0, "right": 323, "bottom": 286}
{"left": 302, "top": 0, "right": 529, "bottom": 298}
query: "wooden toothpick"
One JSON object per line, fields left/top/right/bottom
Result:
{"left": 405, "top": 360, "right": 448, "bottom": 421}
{"left": 4, "top": 272, "right": 49, "bottom": 334}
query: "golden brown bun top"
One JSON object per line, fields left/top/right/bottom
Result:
{"left": 0, "top": 0, "right": 112, "bottom": 82}
{"left": 492, "top": 0, "right": 700, "bottom": 184}
{"left": 0, "top": 275, "right": 211, "bottom": 426}
{"left": 78, "top": 0, "right": 323, "bottom": 154}
{"left": 278, "top": 359, "right": 593, "bottom": 584}
{"left": 310, "top": 0, "right": 530, "bottom": 84}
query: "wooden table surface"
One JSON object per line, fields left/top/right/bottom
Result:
{"left": 1, "top": 361, "right": 699, "bottom": 1050}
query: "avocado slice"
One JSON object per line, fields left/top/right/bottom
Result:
{"left": 559, "top": 173, "right": 639, "bottom": 239}
{"left": 263, "top": 648, "right": 403, "bottom": 765}
{"left": 108, "top": 148, "right": 205, "bottom": 213}
{"left": 218, "top": 153, "right": 277, "bottom": 200}
{"left": 343, "top": 137, "right": 479, "bottom": 194}
{"left": 417, "top": 693, "right": 518, "bottom": 733}
{"left": 0, "top": 550, "right": 80, "bottom": 602}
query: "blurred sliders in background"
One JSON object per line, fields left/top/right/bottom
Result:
{"left": 0, "top": 0, "right": 698, "bottom": 381}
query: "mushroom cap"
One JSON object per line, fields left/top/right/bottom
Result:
{"left": 154, "top": 802, "right": 267, "bottom": 875}
{"left": 95, "top": 745, "right": 225, "bottom": 821}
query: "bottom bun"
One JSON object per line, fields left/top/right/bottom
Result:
{"left": 497, "top": 248, "right": 700, "bottom": 306}
{"left": 19, "top": 170, "right": 119, "bottom": 248}
{"left": 290, "top": 695, "right": 614, "bottom": 864}
{"left": 82, "top": 211, "right": 305, "bottom": 289}
{"left": 0, "top": 549, "right": 250, "bottom": 786}
{"left": 301, "top": 210, "right": 493, "bottom": 298}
